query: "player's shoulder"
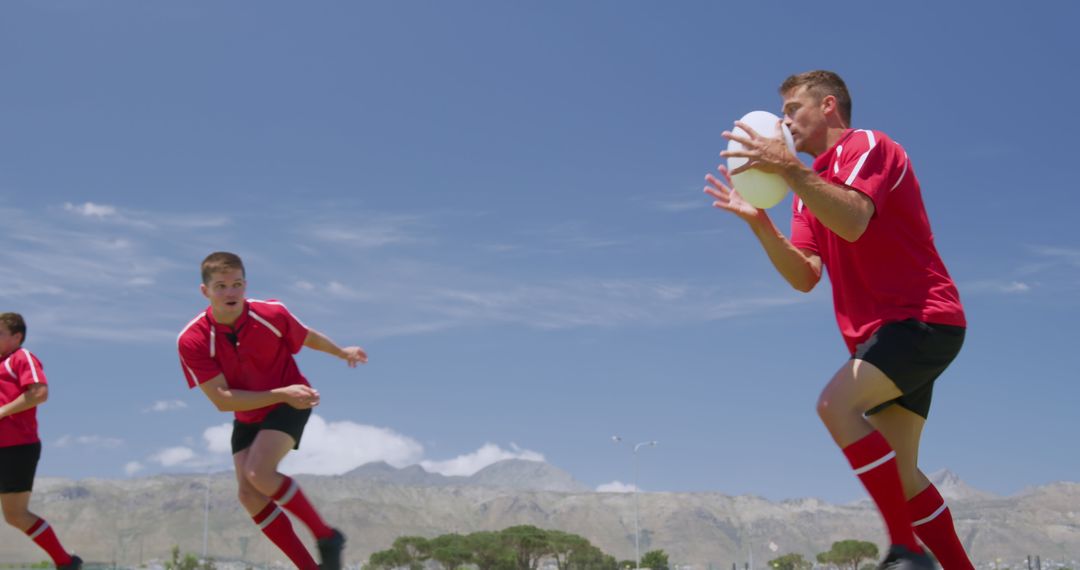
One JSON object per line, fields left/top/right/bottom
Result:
{"left": 851, "top": 128, "right": 904, "bottom": 151}
{"left": 8, "top": 347, "right": 41, "bottom": 366}
{"left": 177, "top": 311, "right": 209, "bottom": 346}
{"left": 248, "top": 298, "right": 295, "bottom": 317}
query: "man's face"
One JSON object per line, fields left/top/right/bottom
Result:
{"left": 201, "top": 268, "right": 247, "bottom": 320}
{"left": 782, "top": 86, "right": 831, "bottom": 155}
{"left": 0, "top": 324, "right": 22, "bottom": 356}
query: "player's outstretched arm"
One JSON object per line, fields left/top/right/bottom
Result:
{"left": 303, "top": 329, "right": 368, "bottom": 368}
{"left": 198, "top": 374, "right": 320, "bottom": 412}
{"left": 0, "top": 384, "right": 48, "bottom": 420}
{"left": 721, "top": 120, "right": 874, "bottom": 242}
{"left": 705, "top": 166, "right": 822, "bottom": 292}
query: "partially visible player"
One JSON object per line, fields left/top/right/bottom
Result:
{"left": 0, "top": 313, "right": 82, "bottom": 570}
{"left": 177, "top": 252, "right": 367, "bottom": 570}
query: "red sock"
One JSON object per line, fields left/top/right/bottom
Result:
{"left": 843, "top": 431, "right": 921, "bottom": 552}
{"left": 252, "top": 502, "right": 319, "bottom": 570}
{"left": 24, "top": 518, "right": 73, "bottom": 566}
{"left": 272, "top": 475, "right": 334, "bottom": 540}
{"left": 909, "top": 484, "right": 974, "bottom": 570}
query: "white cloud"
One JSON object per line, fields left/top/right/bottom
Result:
{"left": 54, "top": 434, "right": 124, "bottom": 448}
{"left": 280, "top": 415, "right": 425, "bottom": 475}
{"left": 151, "top": 446, "right": 197, "bottom": 467}
{"left": 420, "top": 443, "right": 544, "bottom": 477}
{"left": 124, "top": 461, "right": 144, "bottom": 476}
{"left": 203, "top": 422, "right": 233, "bottom": 455}
{"left": 964, "top": 280, "right": 1033, "bottom": 294}
{"left": 596, "top": 480, "right": 639, "bottom": 493}
{"left": 64, "top": 201, "right": 117, "bottom": 218}
{"left": 657, "top": 200, "right": 704, "bottom": 213}
{"left": 144, "top": 400, "right": 189, "bottom": 413}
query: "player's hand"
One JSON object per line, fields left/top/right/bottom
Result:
{"left": 279, "top": 384, "right": 320, "bottom": 409}
{"left": 704, "top": 165, "right": 764, "bottom": 224}
{"left": 721, "top": 119, "right": 799, "bottom": 176}
{"left": 341, "top": 346, "right": 368, "bottom": 367}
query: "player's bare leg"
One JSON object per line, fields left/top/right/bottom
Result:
{"left": 817, "top": 359, "right": 927, "bottom": 569}
{"left": 233, "top": 434, "right": 318, "bottom": 570}
{"left": 243, "top": 429, "right": 345, "bottom": 570}
{"left": 870, "top": 406, "right": 974, "bottom": 570}
{"left": 1, "top": 491, "right": 80, "bottom": 569}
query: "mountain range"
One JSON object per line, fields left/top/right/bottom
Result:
{"left": 1, "top": 460, "right": 1076, "bottom": 568}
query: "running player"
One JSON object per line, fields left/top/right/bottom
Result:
{"left": 177, "top": 252, "right": 367, "bottom": 570}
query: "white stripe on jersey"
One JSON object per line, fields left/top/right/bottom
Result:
{"left": 833, "top": 144, "right": 843, "bottom": 175}
{"left": 250, "top": 299, "right": 309, "bottom": 330}
{"left": 844, "top": 130, "right": 877, "bottom": 186}
{"left": 889, "top": 151, "right": 909, "bottom": 192}
{"left": 209, "top": 327, "right": 216, "bottom": 358}
{"left": 248, "top": 310, "right": 283, "bottom": 338}
{"left": 177, "top": 312, "right": 208, "bottom": 385}
{"left": 20, "top": 348, "right": 40, "bottom": 383}
{"left": 3, "top": 357, "right": 13, "bottom": 378}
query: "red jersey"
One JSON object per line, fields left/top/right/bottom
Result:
{"left": 790, "top": 128, "right": 966, "bottom": 353}
{"left": 0, "top": 348, "right": 47, "bottom": 448}
{"left": 178, "top": 299, "right": 310, "bottom": 423}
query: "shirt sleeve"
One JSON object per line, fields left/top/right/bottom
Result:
{"left": 9, "top": 349, "right": 47, "bottom": 389}
{"left": 178, "top": 333, "right": 221, "bottom": 388}
{"left": 833, "top": 130, "right": 906, "bottom": 215}
{"left": 270, "top": 301, "right": 309, "bottom": 355}
{"left": 790, "top": 198, "right": 819, "bottom": 254}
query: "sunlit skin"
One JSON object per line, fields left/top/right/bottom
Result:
{"left": 0, "top": 324, "right": 23, "bottom": 359}
{"left": 201, "top": 268, "right": 248, "bottom": 326}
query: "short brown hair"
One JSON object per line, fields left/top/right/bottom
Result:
{"left": 0, "top": 313, "right": 27, "bottom": 345}
{"left": 201, "top": 252, "right": 246, "bottom": 284}
{"left": 780, "top": 70, "right": 852, "bottom": 125}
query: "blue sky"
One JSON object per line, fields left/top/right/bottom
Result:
{"left": 1, "top": 1, "right": 1076, "bottom": 504}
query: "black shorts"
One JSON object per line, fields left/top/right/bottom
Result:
{"left": 855, "top": 319, "right": 965, "bottom": 419}
{"left": 0, "top": 442, "right": 42, "bottom": 493}
{"left": 231, "top": 405, "right": 312, "bottom": 455}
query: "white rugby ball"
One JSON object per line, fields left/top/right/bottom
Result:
{"left": 726, "top": 110, "right": 796, "bottom": 209}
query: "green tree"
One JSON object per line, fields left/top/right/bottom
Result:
{"left": 431, "top": 533, "right": 475, "bottom": 570}
{"left": 467, "top": 531, "right": 517, "bottom": 570}
{"left": 547, "top": 530, "right": 591, "bottom": 570}
{"left": 568, "top": 544, "right": 618, "bottom": 570}
{"left": 501, "top": 525, "right": 552, "bottom": 570}
{"left": 640, "top": 550, "right": 669, "bottom": 570}
{"left": 769, "top": 553, "right": 812, "bottom": 570}
{"left": 619, "top": 560, "right": 636, "bottom": 570}
{"left": 816, "top": 540, "right": 879, "bottom": 570}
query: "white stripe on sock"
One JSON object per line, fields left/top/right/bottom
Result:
{"left": 852, "top": 450, "right": 897, "bottom": 475}
{"left": 28, "top": 520, "right": 50, "bottom": 540}
{"left": 913, "top": 503, "right": 948, "bottom": 527}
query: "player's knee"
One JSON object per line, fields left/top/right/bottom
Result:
{"left": 815, "top": 391, "right": 836, "bottom": 423}
{"left": 243, "top": 466, "right": 275, "bottom": 494}
{"left": 237, "top": 485, "right": 262, "bottom": 506}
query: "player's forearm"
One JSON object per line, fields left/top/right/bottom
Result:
{"left": 748, "top": 215, "right": 821, "bottom": 292}
{"left": 303, "top": 329, "right": 345, "bottom": 359}
{"left": 210, "top": 387, "right": 285, "bottom": 412}
{"left": 784, "top": 165, "right": 872, "bottom": 242}
{"left": 0, "top": 388, "right": 46, "bottom": 419}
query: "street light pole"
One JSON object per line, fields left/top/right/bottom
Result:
{"left": 613, "top": 436, "right": 658, "bottom": 570}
